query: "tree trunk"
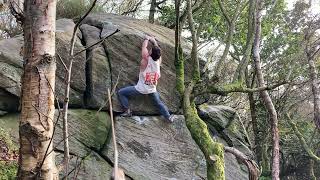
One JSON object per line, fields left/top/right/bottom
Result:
{"left": 18, "top": 0, "right": 58, "bottom": 179}
{"left": 183, "top": 82, "right": 225, "bottom": 180}
{"left": 233, "top": 0, "right": 256, "bottom": 82}
{"left": 214, "top": 0, "right": 241, "bottom": 78}
{"left": 253, "top": 1, "right": 280, "bottom": 179}
{"left": 309, "top": 159, "right": 316, "bottom": 180}
{"left": 149, "top": 0, "right": 156, "bottom": 23}
{"left": 306, "top": 43, "right": 320, "bottom": 129}
{"left": 179, "top": 0, "right": 225, "bottom": 179}
{"left": 175, "top": 0, "right": 184, "bottom": 95}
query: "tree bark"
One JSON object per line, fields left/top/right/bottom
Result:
{"left": 183, "top": 82, "right": 225, "bottom": 180}
{"left": 253, "top": 0, "right": 280, "bottom": 179}
{"left": 149, "top": 0, "right": 156, "bottom": 23}
{"left": 175, "top": 0, "right": 184, "bottom": 95}
{"left": 18, "top": 0, "right": 58, "bottom": 179}
{"left": 245, "top": 70, "right": 261, "bottom": 162}
{"left": 224, "top": 146, "right": 259, "bottom": 180}
{"left": 179, "top": 0, "right": 225, "bottom": 179}
{"left": 233, "top": 0, "right": 256, "bottom": 82}
{"left": 214, "top": 0, "right": 242, "bottom": 77}
{"left": 305, "top": 38, "right": 320, "bottom": 129}
{"left": 309, "top": 159, "right": 316, "bottom": 180}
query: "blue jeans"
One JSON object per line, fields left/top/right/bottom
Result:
{"left": 118, "top": 86, "right": 170, "bottom": 119}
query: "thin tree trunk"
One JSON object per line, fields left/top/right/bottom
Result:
{"left": 245, "top": 69, "right": 261, "bottom": 162}
{"left": 306, "top": 43, "right": 320, "bottom": 129}
{"left": 149, "top": 0, "right": 156, "bottom": 23}
{"left": 234, "top": 0, "right": 256, "bottom": 82}
{"left": 252, "top": 1, "right": 280, "bottom": 179}
{"left": 18, "top": 0, "right": 58, "bottom": 179}
{"left": 186, "top": 0, "right": 199, "bottom": 80}
{"left": 175, "top": 0, "right": 184, "bottom": 95}
{"left": 214, "top": 0, "right": 241, "bottom": 77}
{"left": 309, "top": 159, "right": 316, "bottom": 180}
{"left": 183, "top": 82, "right": 225, "bottom": 180}
{"left": 182, "top": 0, "right": 225, "bottom": 179}
{"left": 62, "top": 59, "right": 72, "bottom": 176}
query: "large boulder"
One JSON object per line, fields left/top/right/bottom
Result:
{"left": 0, "top": 14, "right": 190, "bottom": 115}
{"left": 0, "top": 36, "right": 23, "bottom": 112}
{"left": 55, "top": 19, "right": 87, "bottom": 107}
{"left": 198, "top": 104, "right": 255, "bottom": 179}
{"left": 0, "top": 19, "right": 87, "bottom": 111}
{"left": 0, "top": 109, "right": 112, "bottom": 179}
{"left": 198, "top": 104, "right": 254, "bottom": 158}
{"left": 79, "top": 24, "right": 111, "bottom": 108}
{"left": 0, "top": 108, "right": 253, "bottom": 179}
{"left": 103, "top": 115, "right": 207, "bottom": 180}
{"left": 80, "top": 14, "right": 185, "bottom": 114}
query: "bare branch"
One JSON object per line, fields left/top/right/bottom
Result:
{"left": 225, "top": 146, "right": 260, "bottom": 180}
{"left": 214, "top": 0, "right": 242, "bottom": 77}
{"left": 286, "top": 113, "right": 320, "bottom": 163}
{"left": 74, "top": 29, "right": 120, "bottom": 57}
{"left": 194, "top": 81, "right": 287, "bottom": 96}
{"left": 217, "top": 0, "right": 231, "bottom": 25}
{"left": 155, "top": 0, "right": 167, "bottom": 6}
{"left": 70, "top": 0, "right": 98, "bottom": 56}
{"left": 121, "top": 0, "right": 144, "bottom": 16}
{"left": 57, "top": 53, "right": 68, "bottom": 72}
{"left": 8, "top": 0, "right": 24, "bottom": 23}
{"left": 95, "top": 68, "right": 123, "bottom": 116}
{"left": 108, "top": 88, "right": 125, "bottom": 179}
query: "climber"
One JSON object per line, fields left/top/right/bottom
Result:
{"left": 117, "top": 35, "right": 174, "bottom": 122}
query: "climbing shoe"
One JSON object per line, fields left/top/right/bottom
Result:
{"left": 167, "top": 115, "right": 174, "bottom": 123}
{"left": 119, "top": 109, "right": 132, "bottom": 117}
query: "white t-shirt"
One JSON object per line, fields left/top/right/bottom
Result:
{"left": 135, "top": 56, "right": 161, "bottom": 94}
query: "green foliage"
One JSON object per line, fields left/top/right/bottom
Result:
{"left": 158, "top": 4, "right": 175, "bottom": 27}
{"left": 0, "top": 162, "right": 18, "bottom": 180}
{"left": 0, "top": 127, "right": 18, "bottom": 180}
{"left": 0, "top": 127, "right": 16, "bottom": 152}
{"left": 57, "top": 0, "right": 105, "bottom": 19}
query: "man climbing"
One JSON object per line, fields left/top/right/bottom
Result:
{"left": 117, "top": 35, "right": 174, "bottom": 122}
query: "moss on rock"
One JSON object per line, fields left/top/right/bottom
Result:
{"left": 184, "top": 105, "right": 225, "bottom": 180}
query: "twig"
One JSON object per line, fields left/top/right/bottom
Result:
{"left": 57, "top": 53, "right": 68, "bottom": 72}
{"left": 121, "top": 0, "right": 144, "bottom": 15}
{"left": 8, "top": 0, "right": 24, "bottom": 23}
{"left": 61, "top": 154, "right": 86, "bottom": 180}
{"left": 69, "top": 0, "right": 98, "bottom": 56}
{"left": 46, "top": 133, "right": 76, "bottom": 158}
{"left": 108, "top": 88, "right": 118, "bottom": 175}
{"left": 62, "top": 1, "right": 101, "bottom": 176}
{"left": 73, "top": 29, "right": 120, "bottom": 57}
{"left": 95, "top": 68, "right": 123, "bottom": 116}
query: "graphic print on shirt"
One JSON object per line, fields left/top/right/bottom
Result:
{"left": 144, "top": 72, "right": 159, "bottom": 85}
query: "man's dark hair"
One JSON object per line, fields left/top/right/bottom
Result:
{"left": 151, "top": 46, "right": 161, "bottom": 61}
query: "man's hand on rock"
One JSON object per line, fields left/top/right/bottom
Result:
{"left": 149, "top": 36, "right": 158, "bottom": 46}
{"left": 144, "top": 35, "right": 151, "bottom": 41}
